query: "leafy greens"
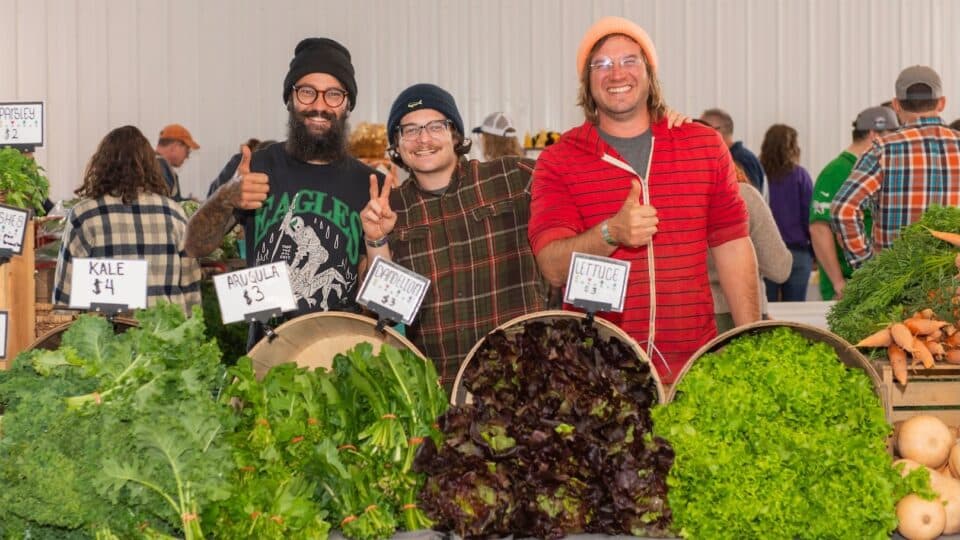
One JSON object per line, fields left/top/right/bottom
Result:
{"left": 651, "top": 327, "right": 901, "bottom": 539}
{"left": 414, "top": 318, "right": 673, "bottom": 539}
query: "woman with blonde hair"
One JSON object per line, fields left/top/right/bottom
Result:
{"left": 53, "top": 125, "right": 201, "bottom": 311}
{"left": 760, "top": 123, "right": 814, "bottom": 302}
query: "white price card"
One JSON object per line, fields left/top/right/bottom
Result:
{"left": 0, "top": 203, "right": 30, "bottom": 255}
{"left": 0, "top": 311, "right": 7, "bottom": 359}
{"left": 0, "top": 102, "right": 43, "bottom": 148}
{"left": 356, "top": 256, "right": 430, "bottom": 326}
{"left": 212, "top": 262, "right": 297, "bottom": 324}
{"left": 563, "top": 252, "right": 630, "bottom": 313}
{"left": 69, "top": 258, "right": 148, "bottom": 310}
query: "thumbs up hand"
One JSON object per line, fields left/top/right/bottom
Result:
{"left": 230, "top": 144, "right": 270, "bottom": 210}
{"left": 607, "top": 180, "right": 658, "bottom": 247}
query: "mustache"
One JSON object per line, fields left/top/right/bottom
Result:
{"left": 299, "top": 109, "right": 337, "bottom": 121}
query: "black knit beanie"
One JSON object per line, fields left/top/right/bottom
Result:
{"left": 387, "top": 84, "right": 464, "bottom": 145}
{"left": 282, "top": 38, "right": 357, "bottom": 111}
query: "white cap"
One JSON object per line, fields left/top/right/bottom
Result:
{"left": 473, "top": 112, "right": 516, "bottom": 137}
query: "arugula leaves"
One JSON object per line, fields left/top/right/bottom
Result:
{"left": 214, "top": 343, "right": 447, "bottom": 540}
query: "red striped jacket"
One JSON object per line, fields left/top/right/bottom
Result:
{"left": 528, "top": 119, "right": 748, "bottom": 382}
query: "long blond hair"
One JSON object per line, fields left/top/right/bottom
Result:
{"left": 481, "top": 133, "right": 524, "bottom": 160}
{"left": 576, "top": 34, "right": 667, "bottom": 124}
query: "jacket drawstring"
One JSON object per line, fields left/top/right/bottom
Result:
{"left": 600, "top": 145, "right": 669, "bottom": 379}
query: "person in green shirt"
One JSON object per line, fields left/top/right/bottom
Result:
{"left": 809, "top": 106, "right": 899, "bottom": 299}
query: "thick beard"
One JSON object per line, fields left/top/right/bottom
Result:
{"left": 286, "top": 108, "right": 349, "bottom": 163}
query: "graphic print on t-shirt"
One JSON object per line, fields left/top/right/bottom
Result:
{"left": 253, "top": 188, "right": 363, "bottom": 312}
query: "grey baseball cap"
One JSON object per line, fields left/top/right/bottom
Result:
{"left": 854, "top": 106, "right": 900, "bottom": 131}
{"left": 895, "top": 65, "right": 943, "bottom": 100}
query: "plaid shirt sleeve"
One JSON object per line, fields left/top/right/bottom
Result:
{"left": 831, "top": 145, "right": 882, "bottom": 268}
{"left": 52, "top": 207, "right": 90, "bottom": 305}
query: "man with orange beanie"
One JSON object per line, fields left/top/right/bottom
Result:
{"left": 527, "top": 16, "right": 759, "bottom": 383}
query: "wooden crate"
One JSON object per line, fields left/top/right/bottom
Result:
{"left": 877, "top": 359, "right": 960, "bottom": 426}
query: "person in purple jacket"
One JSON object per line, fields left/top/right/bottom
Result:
{"left": 760, "top": 124, "right": 813, "bottom": 302}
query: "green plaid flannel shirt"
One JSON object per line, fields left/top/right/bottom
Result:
{"left": 390, "top": 157, "right": 551, "bottom": 387}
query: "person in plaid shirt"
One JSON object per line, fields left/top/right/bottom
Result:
{"left": 832, "top": 65, "right": 960, "bottom": 268}
{"left": 53, "top": 125, "right": 201, "bottom": 311}
{"left": 358, "top": 84, "right": 552, "bottom": 388}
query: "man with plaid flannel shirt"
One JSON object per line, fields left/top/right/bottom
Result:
{"left": 832, "top": 65, "right": 960, "bottom": 268}
{"left": 359, "top": 84, "right": 552, "bottom": 389}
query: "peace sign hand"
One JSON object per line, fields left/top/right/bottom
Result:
{"left": 361, "top": 171, "right": 397, "bottom": 243}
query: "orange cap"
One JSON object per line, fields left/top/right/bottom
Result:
{"left": 159, "top": 124, "right": 200, "bottom": 150}
{"left": 576, "top": 16, "right": 658, "bottom": 76}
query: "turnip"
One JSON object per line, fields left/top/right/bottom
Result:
{"left": 929, "top": 468, "right": 960, "bottom": 534}
{"left": 899, "top": 415, "right": 954, "bottom": 468}
{"left": 896, "top": 493, "right": 946, "bottom": 540}
{"left": 949, "top": 445, "right": 960, "bottom": 479}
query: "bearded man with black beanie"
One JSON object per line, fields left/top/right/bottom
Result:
{"left": 186, "top": 37, "right": 384, "bottom": 348}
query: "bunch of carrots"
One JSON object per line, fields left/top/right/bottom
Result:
{"left": 855, "top": 228, "right": 960, "bottom": 385}
{"left": 855, "top": 309, "right": 959, "bottom": 384}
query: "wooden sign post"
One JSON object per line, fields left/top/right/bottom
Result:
{"left": 0, "top": 222, "right": 35, "bottom": 368}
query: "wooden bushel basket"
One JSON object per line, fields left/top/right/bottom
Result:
{"left": 450, "top": 310, "right": 667, "bottom": 407}
{"left": 246, "top": 311, "right": 428, "bottom": 379}
{"left": 668, "top": 320, "right": 891, "bottom": 423}
{"left": 27, "top": 316, "right": 138, "bottom": 352}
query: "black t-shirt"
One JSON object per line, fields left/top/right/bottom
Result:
{"left": 236, "top": 143, "right": 381, "bottom": 320}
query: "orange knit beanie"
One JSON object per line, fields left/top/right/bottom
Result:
{"left": 576, "top": 16, "right": 658, "bottom": 76}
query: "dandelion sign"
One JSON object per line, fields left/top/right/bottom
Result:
{"left": 357, "top": 256, "right": 430, "bottom": 325}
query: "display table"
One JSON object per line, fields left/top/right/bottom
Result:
{"left": 766, "top": 300, "right": 835, "bottom": 329}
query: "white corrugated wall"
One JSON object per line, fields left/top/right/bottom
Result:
{"left": 1, "top": 0, "right": 957, "bottom": 201}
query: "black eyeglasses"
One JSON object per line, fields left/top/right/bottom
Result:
{"left": 292, "top": 85, "right": 349, "bottom": 108}
{"left": 397, "top": 119, "right": 453, "bottom": 141}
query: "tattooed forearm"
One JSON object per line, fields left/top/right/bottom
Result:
{"left": 185, "top": 182, "right": 241, "bottom": 257}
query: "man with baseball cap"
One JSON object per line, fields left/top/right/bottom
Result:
{"left": 186, "top": 37, "right": 384, "bottom": 347}
{"left": 810, "top": 106, "right": 899, "bottom": 300}
{"left": 832, "top": 65, "right": 960, "bottom": 268}
{"left": 526, "top": 16, "right": 758, "bottom": 383}
{"left": 156, "top": 123, "right": 200, "bottom": 200}
{"left": 357, "top": 83, "right": 551, "bottom": 388}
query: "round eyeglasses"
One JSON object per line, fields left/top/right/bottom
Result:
{"left": 292, "top": 85, "right": 349, "bottom": 108}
